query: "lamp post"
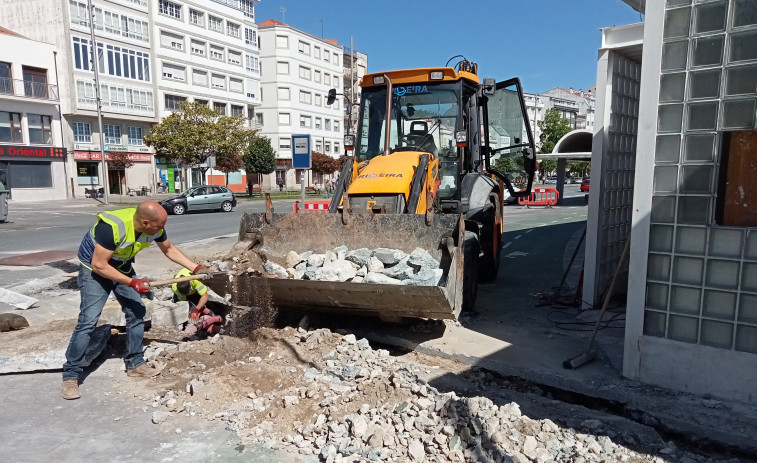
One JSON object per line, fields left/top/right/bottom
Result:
{"left": 87, "top": 0, "right": 109, "bottom": 205}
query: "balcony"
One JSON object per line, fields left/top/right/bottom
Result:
{"left": 77, "top": 96, "right": 155, "bottom": 117}
{"left": 0, "top": 78, "right": 59, "bottom": 101}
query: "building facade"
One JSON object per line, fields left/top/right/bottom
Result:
{"left": 257, "top": 19, "right": 344, "bottom": 190}
{"left": 0, "top": 27, "right": 68, "bottom": 202}
{"left": 342, "top": 46, "right": 367, "bottom": 136}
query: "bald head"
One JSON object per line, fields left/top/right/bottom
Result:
{"left": 134, "top": 200, "right": 167, "bottom": 234}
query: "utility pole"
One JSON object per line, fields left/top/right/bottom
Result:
{"left": 281, "top": 7, "right": 286, "bottom": 22}
{"left": 87, "top": 0, "right": 110, "bottom": 205}
{"left": 320, "top": 19, "right": 324, "bottom": 38}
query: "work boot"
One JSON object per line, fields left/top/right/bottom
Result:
{"left": 61, "top": 379, "right": 81, "bottom": 400}
{"left": 126, "top": 363, "right": 161, "bottom": 378}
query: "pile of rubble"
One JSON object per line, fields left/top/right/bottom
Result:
{"left": 257, "top": 246, "right": 444, "bottom": 286}
{"left": 135, "top": 327, "right": 731, "bottom": 463}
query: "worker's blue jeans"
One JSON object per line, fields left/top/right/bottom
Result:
{"left": 62, "top": 267, "right": 147, "bottom": 380}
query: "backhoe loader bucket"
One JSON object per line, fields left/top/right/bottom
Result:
{"left": 208, "top": 211, "right": 465, "bottom": 320}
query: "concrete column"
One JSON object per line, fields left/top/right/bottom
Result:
{"left": 556, "top": 157, "right": 567, "bottom": 204}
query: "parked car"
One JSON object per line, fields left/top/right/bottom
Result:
{"left": 159, "top": 185, "right": 237, "bottom": 215}
{"left": 580, "top": 177, "right": 590, "bottom": 192}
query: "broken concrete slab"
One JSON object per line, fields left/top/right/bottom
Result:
{"left": 0, "top": 287, "right": 38, "bottom": 310}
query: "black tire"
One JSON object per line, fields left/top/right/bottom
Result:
{"left": 221, "top": 200, "right": 233, "bottom": 212}
{"left": 479, "top": 196, "right": 502, "bottom": 282}
{"left": 462, "top": 231, "right": 479, "bottom": 312}
{"left": 172, "top": 203, "right": 185, "bottom": 215}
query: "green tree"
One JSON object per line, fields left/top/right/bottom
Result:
{"left": 144, "top": 101, "right": 253, "bottom": 190}
{"left": 537, "top": 108, "right": 573, "bottom": 154}
{"left": 568, "top": 161, "right": 591, "bottom": 178}
{"left": 539, "top": 159, "right": 557, "bottom": 179}
{"left": 242, "top": 134, "right": 277, "bottom": 189}
{"left": 494, "top": 156, "right": 518, "bottom": 174}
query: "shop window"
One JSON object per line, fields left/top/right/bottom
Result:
{"left": 77, "top": 162, "right": 99, "bottom": 185}
{"left": 28, "top": 114, "right": 52, "bottom": 144}
{"left": 716, "top": 130, "right": 757, "bottom": 226}
{"left": 10, "top": 161, "right": 52, "bottom": 188}
{"left": 0, "top": 112, "right": 22, "bottom": 143}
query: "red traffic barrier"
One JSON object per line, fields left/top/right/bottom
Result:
{"left": 518, "top": 188, "right": 559, "bottom": 208}
{"left": 292, "top": 200, "right": 330, "bottom": 213}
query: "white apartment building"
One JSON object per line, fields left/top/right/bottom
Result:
{"left": 342, "top": 46, "right": 367, "bottom": 136}
{"left": 0, "top": 27, "right": 68, "bottom": 202}
{"left": 257, "top": 19, "right": 343, "bottom": 190}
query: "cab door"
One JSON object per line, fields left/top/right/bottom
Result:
{"left": 482, "top": 78, "right": 536, "bottom": 197}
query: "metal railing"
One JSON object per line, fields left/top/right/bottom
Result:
{"left": 0, "top": 78, "right": 59, "bottom": 101}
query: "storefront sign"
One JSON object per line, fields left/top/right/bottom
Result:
{"left": 133, "top": 146, "right": 151, "bottom": 153}
{"left": 104, "top": 144, "right": 127, "bottom": 152}
{"left": 73, "top": 151, "right": 152, "bottom": 162}
{"left": 0, "top": 145, "right": 67, "bottom": 161}
{"left": 74, "top": 143, "right": 97, "bottom": 151}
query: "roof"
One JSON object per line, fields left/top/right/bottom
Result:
{"left": 0, "top": 26, "right": 27, "bottom": 38}
{"left": 258, "top": 19, "right": 287, "bottom": 27}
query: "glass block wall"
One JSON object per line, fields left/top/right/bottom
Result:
{"left": 645, "top": 0, "right": 757, "bottom": 354}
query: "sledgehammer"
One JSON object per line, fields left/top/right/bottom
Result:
{"left": 563, "top": 238, "right": 630, "bottom": 370}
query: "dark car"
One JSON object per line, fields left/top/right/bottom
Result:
{"left": 580, "top": 177, "right": 590, "bottom": 192}
{"left": 159, "top": 185, "right": 237, "bottom": 215}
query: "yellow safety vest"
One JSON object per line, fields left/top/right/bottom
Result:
{"left": 172, "top": 268, "right": 208, "bottom": 300}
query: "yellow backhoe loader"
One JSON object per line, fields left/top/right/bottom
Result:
{"left": 213, "top": 58, "right": 536, "bottom": 320}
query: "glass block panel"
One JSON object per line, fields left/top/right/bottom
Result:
{"left": 648, "top": 253, "right": 672, "bottom": 281}
{"left": 721, "top": 99, "right": 756, "bottom": 129}
{"left": 703, "top": 290, "right": 737, "bottom": 320}
{"left": 652, "top": 196, "right": 677, "bottom": 223}
{"left": 673, "top": 256, "right": 704, "bottom": 284}
{"left": 738, "top": 293, "right": 757, "bottom": 323}
{"left": 686, "top": 102, "right": 718, "bottom": 130}
{"left": 656, "top": 135, "right": 681, "bottom": 163}
{"left": 691, "top": 35, "right": 724, "bottom": 67}
{"left": 667, "top": 0, "right": 690, "bottom": 7}
{"left": 678, "top": 196, "right": 710, "bottom": 224}
{"left": 676, "top": 226, "right": 707, "bottom": 254}
{"left": 668, "top": 314, "right": 699, "bottom": 343}
{"left": 660, "top": 73, "right": 686, "bottom": 102}
{"left": 729, "top": 30, "right": 757, "bottom": 63}
{"left": 662, "top": 41, "right": 689, "bottom": 71}
{"left": 665, "top": 7, "right": 692, "bottom": 38}
{"left": 701, "top": 320, "right": 733, "bottom": 348}
{"left": 651, "top": 225, "right": 675, "bottom": 252}
{"left": 741, "top": 262, "right": 757, "bottom": 291}
{"left": 744, "top": 231, "right": 757, "bottom": 259}
{"left": 654, "top": 166, "right": 679, "bottom": 193}
{"left": 647, "top": 283, "right": 670, "bottom": 310}
{"left": 689, "top": 69, "right": 721, "bottom": 99}
{"left": 735, "top": 325, "right": 757, "bottom": 354}
{"left": 658, "top": 104, "right": 684, "bottom": 132}
{"left": 725, "top": 65, "right": 757, "bottom": 95}
{"left": 709, "top": 228, "right": 743, "bottom": 258}
{"left": 733, "top": 0, "right": 757, "bottom": 28}
{"left": 683, "top": 134, "right": 715, "bottom": 161}
{"left": 670, "top": 285, "right": 701, "bottom": 313}
{"left": 644, "top": 310, "right": 667, "bottom": 337}
{"left": 693, "top": 2, "right": 727, "bottom": 34}
{"left": 680, "top": 166, "right": 712, "bottom": 194}
{"left": 706, "top": 259, "right": 740, "bottom": 289}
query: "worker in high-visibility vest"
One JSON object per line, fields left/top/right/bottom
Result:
{"left": 172, "top": 268, "right": 222, "bottom": 338}
{"left": 62, "top": 201, "right": 210, "bottom": 401}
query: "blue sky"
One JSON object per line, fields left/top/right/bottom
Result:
{"left": 254, "top": 0, "right": 643, "bottom": 94}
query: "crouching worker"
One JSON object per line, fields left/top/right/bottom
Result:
{"left": 172, "top": 268, "right": 223, "bottom": 338}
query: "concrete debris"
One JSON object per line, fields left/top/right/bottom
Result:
{"left": 0, "top": 287, "right": 39, "bottom": 310}
{"left": 0, "top": 313, "right": 29, "bottom": 332}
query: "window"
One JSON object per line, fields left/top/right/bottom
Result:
{"left": 211, "top": 74, "right": 225, "bottom": 89}
{"left": 214, "top": 102, "right": 226, "bottom": 114}
{"left": 159, "top": 0, "right": 181, "bottom": 19}
{"left": 228, "top": 50, "right": 242, "bottom": 66}
{"left": 333, "top": 53, "right": 339, "bottom": 65}
{"left": 278, "top": 112, "right": 290, "bottom": 125}
{"left": 0, "top": 112, "right": 22, "bottom": 143}
{"left": 73, "top": 37, "right": 151, "bottom": 82}
{"left": 195, "top": 99, "right": 208, "bottom": 106}
{"left": 276, "top": 61, "right": 289, "bottom": 75}
{"left": 210, "top": 45, "right": 224, "bottom": 61}
{"left": 333, "top": 75, "right": 339, "bottom": 87}
{"left": 165, "top": 94, "right": 186, "bottom": 111}
{"left": 276, "top": 35, "right": 288, "bottom": 48}
{"left": 245, "top": 55, "right": 259, "bottom": 74}
{"left": 189, "top": 9, "right": 204, "bottom": 26}
{"left": 127, "top": 126, "right": 143, "bottom": 145}
{"left": 103, "top": 124, "right": 121, "bottom": 144}
{"left": 227, "top": 22, "right": 240, "bottom": 38}
{"left": 324, "top": 73, "right": 330, "bottom": 85}
{"left": 77, "top": 162, "right": 99, "bottom": 185}
{"left": 255, "top": 113, "right": 263, "bottom": 125}
{"left": 324, "top": 50, "right": 330, "bottom": 62}
{"left": 28, "top": 114, "right": 52, "bottom": 144}
{"left": 162, "top": 63, "right": 185, "bottom": 81}
{"left": 315, "top": 117, "right": 322, "bottom": 129}
{"left": 121, "top": 16, "right": 149, "bottom": 42}
{"left": 299, "top": 66, "right": 311, "bottom": 80}
{"left": 718, "top": 131, "right": 757, "bottom": 225}
{"left": 300, "top": 115, "right": 311, "bottom": 128}
{"left": 231, "top": 105, "right": 244, "bottom": 117}
{"left": 191, "top": 40, "right": 205, "bottom": 56}
{"left": 229, "top": 78, "right": 243, "bottom": 93}
{"left": 334, "top": 120, "right": 339, "bottom": 132}
{"left": 299, "top": 90, "right": 311, "bottom": 104}
{"left": 73, "top": 122, "right": 91, "bottom": 143}
{"left": 325, "top": 119, "right": 331, "bottom": 130}
{"left": 314, "top": 47, "right": 321, "bottom": 59}
{"left": 334, "top": 142, "right": 340, "bottom": 153}
{"left": 160, "top": 31, "right": 183, "bottom": 50}
{"left": 208, "top": 16, "right": 223, "bottom": 32}
{"left": 315, "top": 94, "right": 322, "bottom": 106}
{"left": 298, "top": 41, "right": 310, "bottom": 55}
{"left": 245, "top": 28, "right": 257, "bottom": 46}
{"left": 315, "top": 141, "right": 322, "bottom": 151}
{"left": 314, "top": 70, "right": 321, "bottom": 83}
{"left": 23, "top": 67, "right": 48, "bottom": 98}
{"left": 192, "top": 69, "right": 207, "bottom": 86}
{"left": 277, "top": 87, "right": 290, "bottom": 100}
{"left": 279, "top": 137, "right": 291, "bottom": 149}
{"left": 10, "top": 161, "right": 52, "bottom": 188}
{"left": 325, "top": 142, "right": 331, "bottom": 153}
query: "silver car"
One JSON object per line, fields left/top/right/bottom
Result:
{"left": 159, "top": 185, "right": 237, "bottom": 215}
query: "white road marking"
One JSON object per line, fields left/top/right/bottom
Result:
{"left": 514, "top": 235, "right": 522, "bottom": 240}
{"left": 503, "top": 242, "right": 511, "bottom": 249}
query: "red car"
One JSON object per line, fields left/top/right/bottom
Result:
{"left": 580, "top": 177, "right": 590, "bottom": 192}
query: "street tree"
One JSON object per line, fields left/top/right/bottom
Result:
{"left": 144, "top": 101, "right": 253, "bottom": 190}
{"left": 537, "top": 108, "right": 573, "bottom": 154}
{"left": 242, "top": 134, "right": 277, "bottom": 189}
{"left": 311, "top": 151, "right": 341, "bottom": 184}
{"left": 568, "top": 161, "right": 591, "bottom": 178}
{"left": 107, "top": 151, "right": 134, "bottom": 196}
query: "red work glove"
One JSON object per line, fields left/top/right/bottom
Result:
{"left": 193, "top": 265, "right": 211, "bottom": 276}
{"left": 189, "top": 307, "right": 202, "bottom": 322}
{"left": 128, "top": 278, "right": 151, "bottom": 294}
